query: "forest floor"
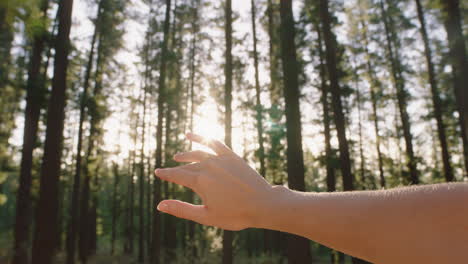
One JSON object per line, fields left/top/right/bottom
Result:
{"left": 0, "top": 253, "right": 341, "bottom": 264}
{"left": 56, "top": 254, "right": 134, "bottom": 264}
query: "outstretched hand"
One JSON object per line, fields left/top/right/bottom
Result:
{"left": 154, "top": 132, "right": 275, "bottom": 231}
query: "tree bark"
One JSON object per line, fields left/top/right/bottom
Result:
{"left": 278, "top": 1, "right": 312, "bottom": 263}
{"left": 31, "top": 0, "right": 74, "bottom": 262}
{"left": 13, "top": 1, "right": 50, "bottom": 263}
{"left": 439, "top": 0, "right": 468, "bottom": 178}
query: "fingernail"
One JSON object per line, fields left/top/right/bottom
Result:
{"left": 157, "top": 203, "right": 168, "bottom": 212}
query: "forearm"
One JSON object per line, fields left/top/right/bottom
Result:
{"left": 256, "top": 183, "right": 468, "bottom": 264}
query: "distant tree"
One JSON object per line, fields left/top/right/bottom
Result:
{"left": 125, "top": 105, "right": 139, "bottom": 255}
{"left": 318, "top": 0, "right": 354, "bottom": 191}
{"left": 414, "top": 0, "right": 454, "bottom": 181}
{"left": 138, "top": 6, "right": 153, "bottom": 260}
{"left": 111, "top": 162, "right": 120, "bottom": 255}
{"left": 357, "top": 2, "right": 386, "bottom": 188}
{"left": 138, "top": 82, "right": 148, "bottom": 263}
{"left": 78, "top": 0, "right": 126, "bottom": 260}
{"left": 152, "top": 0, "right": 172, "bottom": 263}
{"left": 249, "top": 0, "right": 269, "bottom": 255}
{"left": 378, "top": 0, "right": 419, "bottom": 184}
{"left": 250, "top": 0, "right": 266, "bottom": 186}
{"left": 186, "top": 0, "right": 200, "bottom": 259}
{"left": 315, "top": 20, "right": 336, "bottom": 195}
{"left": 66, "top": 2, "right": 102, "bottom": 263}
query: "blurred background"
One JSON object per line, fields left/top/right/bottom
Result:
{"left": 0, "top": 0, "right": 467, "bottom": 263}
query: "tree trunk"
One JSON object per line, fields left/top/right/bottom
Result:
{"left": 146, "top": 154, "right": 153, "bottom": 259}
{"left": 222, "top": 0, "right": 234, "bottom": 263}
{"left": 315, "top": 21, "right": 336, "bottom": 194}
{"left": 353, "top": 60, "right": 367, "bottom": 189}
{"left": 186, "top": 0, "right": 198, "bottom": 258}
{"left": 250, "top": 0, "right": 266, "bottom": 181}
{"left": 379, "top": 0, "right": 419, "bottom": 184}
{"left": 79, "top": 32, "right": 106, "bottom": 263}
{"left": 89, "top": 164, "right": 100, "bottom": 255}
{"left": 66, "top": 3, "right": 101, "bottom": 263}
{"left": 13, "top": 1, "right": 50, "bottom": 263}
{"left": 31, "top": 0, "right": 74, "bottom": 262}
{"left": 266, "top": 0, "right": 284, "bottom": 254}
{"left": 278, "top": 1, "right": 312, "bottom": 263}
{"left": 111, "top": 163, "right": 120, "bottom": 255}
{"left": 317, "top": 21, "right": 346, "bottom": 262}
{"left": 152, "top": 0, "right": 171, "bottom": 263}
{"left": 250, "top": 0, "right": 269, "bottom": 255}
{"left": 128, "top": 111, "right": 140, "bottom": 256}
{"left": 163, "top": 3, "right": 181, "bottom": 258}
{"left": 164, "top": 102, "right": 177, "bottom": 261}
{"left": 359, "top": 16, "right": 386, "bottom": 188}
{"left": 318, "top": 0, "right": 354, "bottom": 191}
{"left": 267, "top": 0, "right": 281, "bottom": 106}
{"left": 138, "top": 44, "right": 149, "bottom": 264}
{"left": 79, "top": 168, "right": 92, "bottom": 263}
{"left": 415, "top": 0, "right": 454, "bottom": 182}
{"left": 124, "top": 154, "right": 132, "bottom": 254}
{"left": 439, "top": 0, "right": 468, "bottom": 178}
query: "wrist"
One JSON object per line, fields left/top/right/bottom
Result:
{"left": 250, "top": 185, "right": 297, "bottom": 230}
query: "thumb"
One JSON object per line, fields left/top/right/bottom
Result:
{"left": 157, "top": 200, "right": 208, "bottom": 224}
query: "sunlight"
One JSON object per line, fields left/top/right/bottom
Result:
{"left": 192, "top": 98, "right": 225, "bottom": 154}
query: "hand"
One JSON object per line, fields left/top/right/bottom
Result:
{"left": 154, "top": 132, "right": 275, "bottom": 231}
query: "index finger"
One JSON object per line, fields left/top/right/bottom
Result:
{"left": 186, "top": 132, "right": 232, "bottom": 155}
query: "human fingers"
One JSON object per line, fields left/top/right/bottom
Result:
{"left": 173, "top": 150, "right": 216, "bottom": 163}
{"left": 157, "top": 200, "right": 209, "bottom": 224}
{"left": 155, "top": 168, "right": 199, "bottom": 190}
{"left": 186, "top": 132, "right": 232, "bottom": 155}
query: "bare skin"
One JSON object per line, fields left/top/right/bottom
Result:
{"left": 154, "top": 133, "right": 468, "bottom": 264}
